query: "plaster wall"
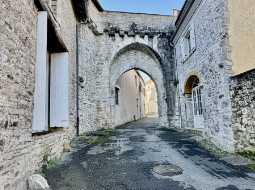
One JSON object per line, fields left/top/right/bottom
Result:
{"left": 115, "top": 70, "right": 145, "bottom": 126}
{"left": 145, "top": 80, "right": 158, "bottom": 116}
{"left": 228, "top": 0, "right": 255, "bottom": 75}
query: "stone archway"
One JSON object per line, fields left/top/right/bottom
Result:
{"left": 109, "top": 43, "right": 168, "bottom": 127}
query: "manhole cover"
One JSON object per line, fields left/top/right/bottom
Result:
{"left": 153, "top": 164, "right": 183, "bottom": 177}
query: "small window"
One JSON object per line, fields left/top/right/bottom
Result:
{"left": 181, "top": 24, "right": 196, "bottom": 61}
{"left": 182, "top": 30, "right": 191, "bottom": 59}
{"left": 115, "top": 87, "right": 120, "bottom": 105}
{"left": 185, "top": 31, "right": 192, "bottom": 55}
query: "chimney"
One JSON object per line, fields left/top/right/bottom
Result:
{"left": 172, "top": 9, "right": 180, "bottom": 17}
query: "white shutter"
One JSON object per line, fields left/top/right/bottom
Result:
{"left": 190, "top": 24, "right": 196, "bottom": 51}
{"left": 32, "top": 11, "right": 48, "bottom": 133}
{"left": 50, "top": 53, "right": 69, "bottom": 128}
{"left": 181, "top": 39, "right": 185, "bottom": 62}
{"left": 176, "top": 44, "right": 181, "bottom": 64}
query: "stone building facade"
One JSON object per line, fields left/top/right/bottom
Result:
{"left": 1, "top": 0, "right": 255, "bottom": 188}
{"left": 78, "top": 0, "right": 177, "bottom": 133}
{"left": 0, "top": 0, "right": 176, "bottom": 188}
{"left": 174, "top": 0, "right": 255, "bottom": 152}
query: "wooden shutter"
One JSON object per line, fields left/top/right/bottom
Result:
{"left": 50, "top": 53, "right": 69, "bottom": 128}
{"left": 32, "top": 11, "right": 48, "bottom": 133}
{"left": 190, "top": 24, "right": 196, "bottom": 51}
{"left": 181, "top": 39, "right": 185, "bottom": 62}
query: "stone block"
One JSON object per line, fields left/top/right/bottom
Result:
{"left": 27, "top": 174, "right": 50, "bottom": 190}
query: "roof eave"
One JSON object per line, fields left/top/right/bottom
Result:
{"left": 175, "top": 0, "right": 195, "bottom": 29}
{"left": 92, "top": 0, "right": 104, "bottom": 12}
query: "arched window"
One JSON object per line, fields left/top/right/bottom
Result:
{"left": 184, "top": 75, "right": 204, "bottom": 129}
{"left": 184, "top": 75, "right": 199, "bottom": 94}
{"left": 184, "top": 75, "right": 203, "bottom": 116}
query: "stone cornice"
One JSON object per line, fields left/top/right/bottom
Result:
{"left": 175, "top": 0, "right": 195, "bottom": 29}
{"left": 103, "top": 23, "right": 175, "bottom": 38}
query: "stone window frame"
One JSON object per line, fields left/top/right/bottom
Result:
{"left": 181, "top": 23, "right": 196, "bottom": 63}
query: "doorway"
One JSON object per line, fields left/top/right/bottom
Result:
{"left": 184, "top": 75, "right": 204, "bottom": 129}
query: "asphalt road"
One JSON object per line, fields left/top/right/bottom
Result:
{"left": 46, "top": 118, "right": 255, "bottom": 190}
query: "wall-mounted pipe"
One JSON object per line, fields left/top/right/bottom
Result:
{"left": 75, "top": 23, "right": 80, "bottom": 136}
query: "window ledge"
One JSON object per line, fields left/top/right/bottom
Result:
{"left": 32, "top": 127, "right": 65, "bottom": 137}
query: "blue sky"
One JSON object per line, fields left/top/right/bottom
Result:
{"left": 98, "top": 0, "right": 185, "bottom": 15}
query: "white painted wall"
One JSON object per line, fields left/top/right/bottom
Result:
{"left": 114, "top": 70, "right": 145, "bottom": 126}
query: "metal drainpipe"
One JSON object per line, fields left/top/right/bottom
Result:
{"left": 76, "top": 23, "right": 80, "bottom": 136}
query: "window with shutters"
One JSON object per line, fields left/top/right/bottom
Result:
{"left": 181, "top": 23, "right": 196, "bottom": 62}
{"left": 184, "top": 31, "right": 192, "bottom": 56}
{"left": 32, "top": 11, "right": 69, "bottom": 134}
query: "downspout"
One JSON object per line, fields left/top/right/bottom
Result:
{"left": 76, "top": 23, "right": 80, "bottom": 136}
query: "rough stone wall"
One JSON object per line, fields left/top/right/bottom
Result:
{"left": 230, "top": 69, "right": 255, "bottom": 151}
{"left": 78, "top": 25, "right": 99, "bottom": 133}
{"left": 175, "top": 0, "right": 235, "bottom": 152}
{"left": 78, "top": 1, "right": 176, "bottom": 131}
{"left": 101, "top": 11, "right": 175, "bottom": 31}
{"left": 0, "top": 1, "right": 77, "bottom": 189}
{"left": 157, "top": 33, "right": 177, "bottom": 127}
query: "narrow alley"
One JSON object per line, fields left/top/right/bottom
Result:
{"left": 45, "top": 119, "right": 255, "bottom": 190}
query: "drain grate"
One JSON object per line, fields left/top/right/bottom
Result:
{"left": 153, "top": 164, "right": 183, "bottom": 177}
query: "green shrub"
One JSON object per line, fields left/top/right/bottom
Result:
{"left": 238, "top": 151, "right": 255, "bottom": 161}
{"left": 79, "top": 128, "right": 116, "bottom": 145}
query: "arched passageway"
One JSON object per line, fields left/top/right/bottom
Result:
{"left": 113, "top": 69, "right": 159, "bottom": 126}
{"left": 109, "top": 43, "right": 168, "bottom": 127}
